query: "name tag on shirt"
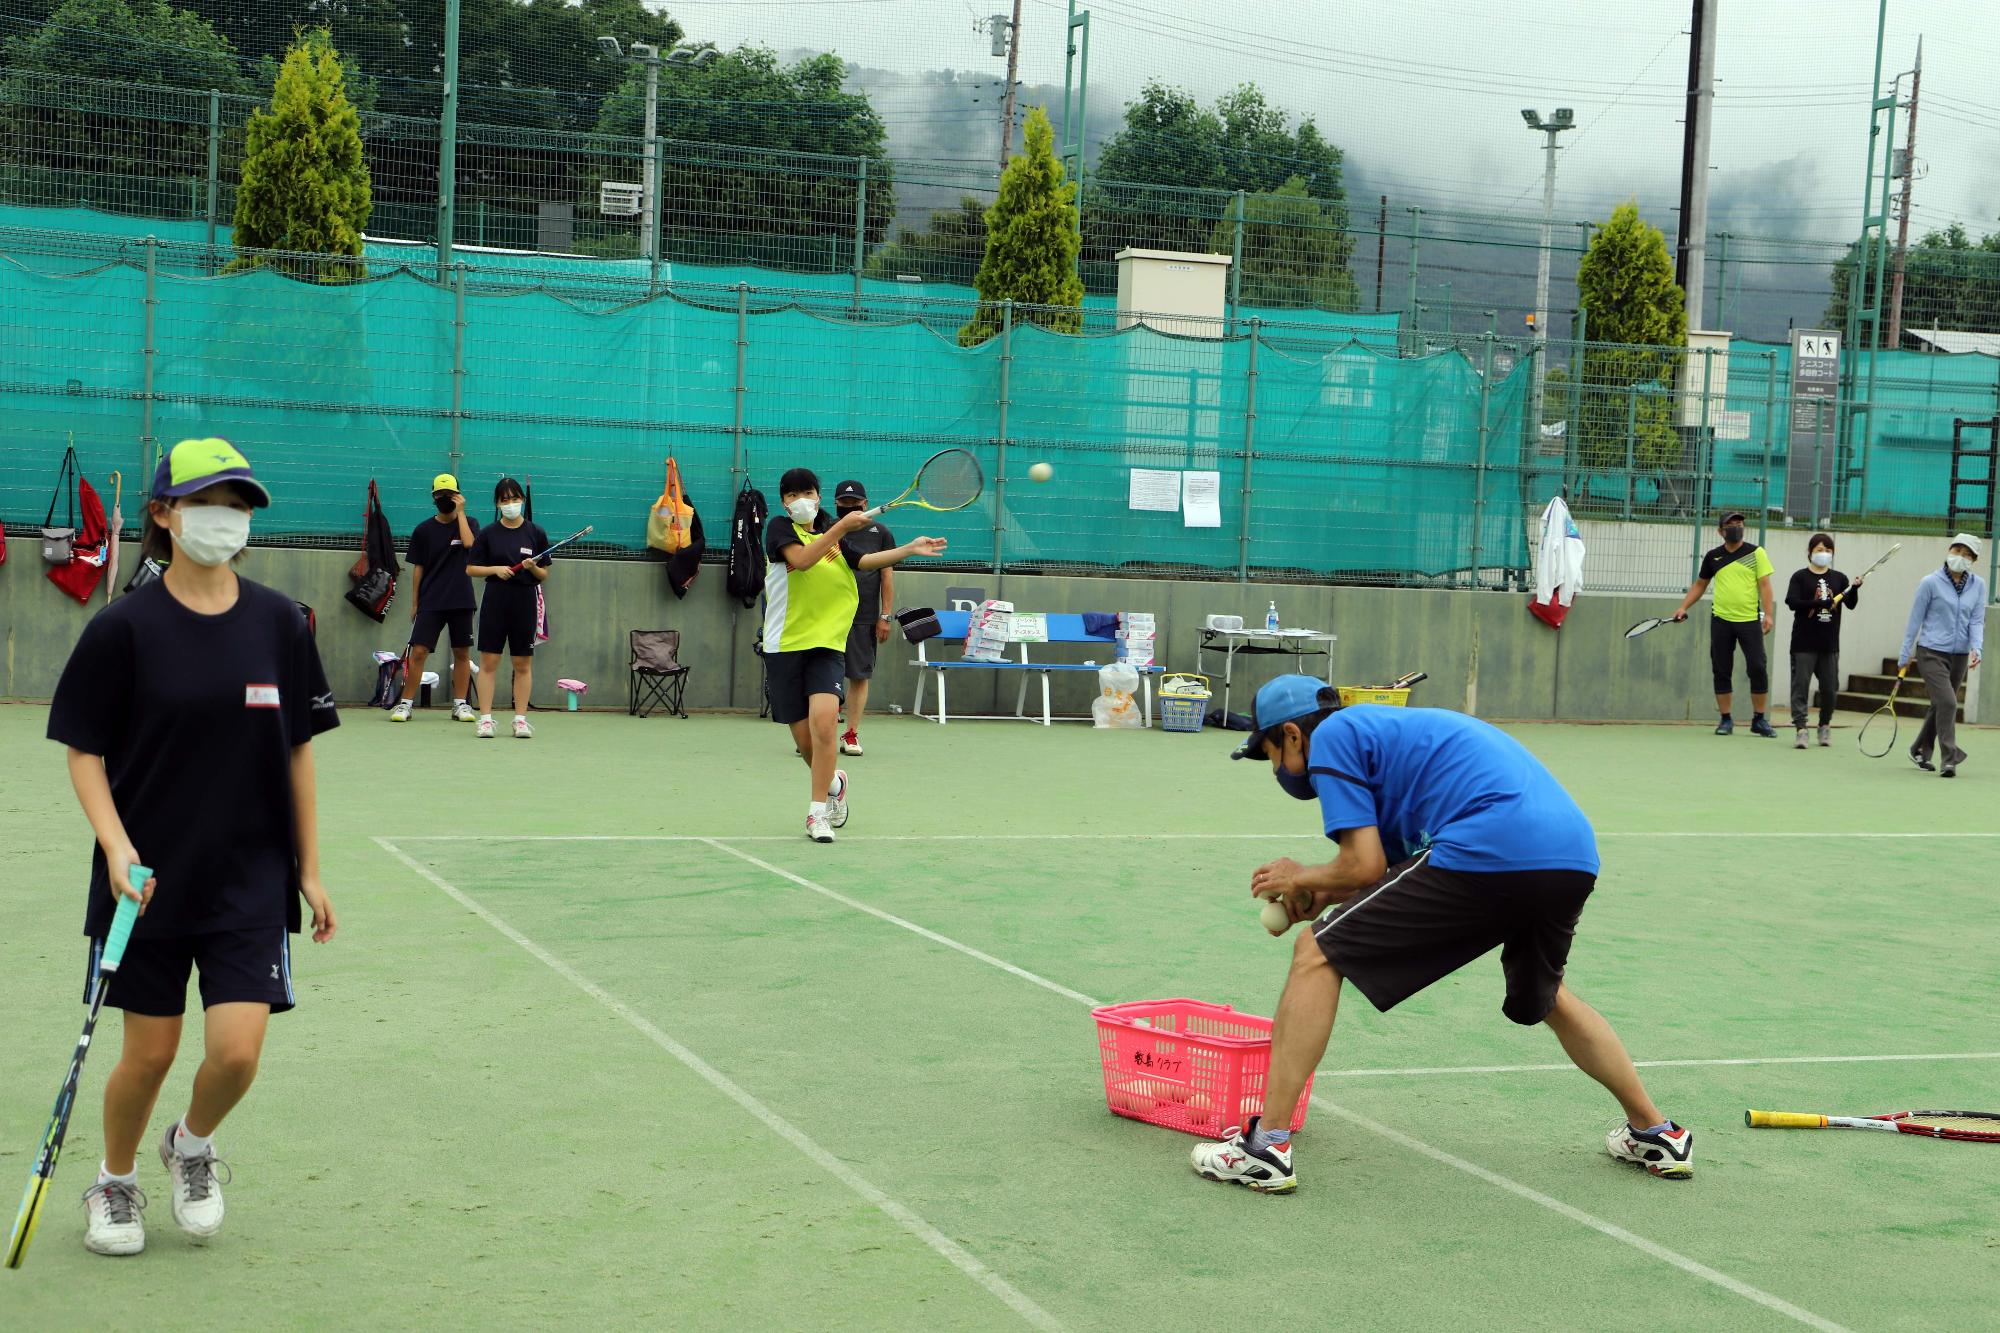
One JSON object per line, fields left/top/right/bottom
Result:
{"left": 245, "top": 685, "right": 281, "bottom": 709}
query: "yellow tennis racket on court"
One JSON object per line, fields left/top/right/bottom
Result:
{"left": 861, "top": 448, "right": 984, "bottom": 518}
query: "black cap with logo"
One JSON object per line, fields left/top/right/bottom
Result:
{"left": 835, "top": 480, "right": 867, "bottom": 506}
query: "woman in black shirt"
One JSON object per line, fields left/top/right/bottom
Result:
{"left": 47, "top": 437, "right": 338, "bottom": 1258}
{"left": 466, "top": 476, "right": 550, "bottom": 738}
{"left": 1783, "top": 532, "right": 1860, "bottom": 748}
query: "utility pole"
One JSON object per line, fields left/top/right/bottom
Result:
{"left": 997, "top": 0, "right": 1023, "bottom": 168}
{"left": 638, "top": 44, "right": 660, "bottom": 265}
{"left": 1885, "top": 37, "right": 1921, "bottom": 349}
{"left": 1522, "top": 109, "right": 1574, "bottom": 433}
{"left": 1374, "top": 194, "right": 1387, "bottom": 313}
{"left": 1675, "top": 0, "right": 1718, "bottom": 330}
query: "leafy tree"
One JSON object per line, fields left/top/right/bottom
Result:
{"left": 1574, "top": 202, "right": 1686, "bottom": 471}
{"left": 227, "top": 29, "right": 371, "bottom": 280}
{"left": 592, "top": 46, "right": 892, "bottom": 266}
{"left": 1207, "top": 176, "right": 1357, "bottom": 311}
{"left": 1089, "top": 81, "right": 1352, "bottom": 291}
{"left": 0, "top": 0, "right": 253, "bottom": 212}
{"left": 960, "top": 108, "right": 1081, "bottom": 346}
{"left": 865, "top": 196, "right": 987, "bottom": 285}
{"left": 1824, "top": 223, "right": 2000, "bottom": 336}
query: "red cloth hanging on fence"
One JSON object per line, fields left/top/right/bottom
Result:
{"left": 47, "top": 476, "right": 109, "bottom": 604}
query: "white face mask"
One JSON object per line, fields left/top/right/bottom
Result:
{"left": 1946, "top": 554, "right": 1972, "bottom": 575}
{"left": 786, "top": 496, "right": 819, "bottom": 525}
{"left": 499, "top": 501, "right": 524, "bottom": 521}
{"left": 170, "top": 504, "right": 250, "bottom": 566}
{"left": 1809, "top": 550, "right": 1832, "bottom": 569}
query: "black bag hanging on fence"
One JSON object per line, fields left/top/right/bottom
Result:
{"left": 41, "top": 444, "right": 79, "bottom": 565}
{"left": 344, "top": 479, "right": 401, "bottom": 622}
{"left": 725, "top": 479, "right": 767, "bottom": 608}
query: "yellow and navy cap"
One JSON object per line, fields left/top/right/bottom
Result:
{"left": 150, "top": 437, "right": 271, "bottom": 508}
{"left": 432, "top": 473, "right": 460, "bottom": 495}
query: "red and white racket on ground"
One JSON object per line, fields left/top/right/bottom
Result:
{"left": 1746, "top": 1108, "right": 2000, "bottom": 1142}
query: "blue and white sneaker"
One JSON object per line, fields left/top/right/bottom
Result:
{"left": 1606, "top": 1120, "right": 1695, "bottom": 1179}
{"left": 1191, "top": 1120, "right": 1296, "bottom": 1194}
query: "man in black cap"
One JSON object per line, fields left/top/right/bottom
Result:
{"left": 834, "top": 480, "right": 897, "bottom": 756}
{"left": 1670, "top": 510, "right": 1777, "bottom": 736}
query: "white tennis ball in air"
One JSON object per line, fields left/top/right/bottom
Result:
{"left": 1028, "top": 462, "right": 1054, "bottom": 482}
{"left": 1260, "top": 899, "right": 1290, "bottom": 935}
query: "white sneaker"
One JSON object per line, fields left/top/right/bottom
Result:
{"left": 806, "top": 810, "right": 835, "bottom": 844}
{"left": 159, "top": 1125, "right": 229, "bottom": 1238}
{"left": 477, "top": 716, "right": 495, "bottom": 738}
{"left": 1605, "top": 1120, "right": 1694, "bottom": 1179}
{"left": 840, "top": 732, "right": 864, "bottom": 756}
{"left": 452, "top": 701, "right": 477, "bottom": 722}
{"left": 1190, "top": 1123, "right": 1296, "bottom": 1194}
{"left": 81, "top": 1178, "right": 147, "bottom": 1256}
{"left": 827, "top": 770, "right": 851, "bottom": 829}
{"left": 513, "top": 717, "right": 534, "bottom": 739}
{"left": 388, "top": 700, "right": 413, "bottom": 722}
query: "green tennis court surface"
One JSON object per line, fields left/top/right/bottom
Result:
{"left": 3, "top": 703, "right": 1996, "bottom": 1330}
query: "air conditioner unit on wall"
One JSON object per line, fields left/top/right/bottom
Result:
{"left": 598, "top": 181, "right": 643, "bottom": 217}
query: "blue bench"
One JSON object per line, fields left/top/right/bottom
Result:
{"left": 912, "top": 611, "right": 1163, "bottom": 726}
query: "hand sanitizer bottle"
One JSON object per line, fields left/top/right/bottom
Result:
{"left": 1266, "top": 600, "right": 1280, "bottom": 632}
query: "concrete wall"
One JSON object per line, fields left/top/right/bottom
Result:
{"left": 16, "top": 532, "right": 1968, "bottom": 724}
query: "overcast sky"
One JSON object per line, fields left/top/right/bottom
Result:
{"left": 668, "top": 0, "right": 1999, "bottom": 242}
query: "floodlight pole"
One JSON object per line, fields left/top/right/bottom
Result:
{"left": 636, "top": 44, "right": 661, "bottom": 266}
{"left": 1523, "top": 110, "right": 1572, "bottom": 436}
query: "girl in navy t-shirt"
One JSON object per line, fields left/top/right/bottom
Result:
{"left": 465, "top": 476, "right": 550, "bottom": 738}
{"left": 46, "top": 437, "right": 338, "bottom": 1258}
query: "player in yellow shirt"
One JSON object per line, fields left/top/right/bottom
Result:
{"left": 763, "top": 467, "right": 945, "bottom": 843}
{"left": 1670, "top": 511, "right": 1777, "bottom": 736}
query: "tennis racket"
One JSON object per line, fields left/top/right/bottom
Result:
{"left": 508, "top": 524, "right": 593, "bottom": 574}
{"left": 861, "top": 448, "right": 984, "bottom": 519}
{"left": 6, "top": 871, "right": 147, "bottom": 1269}
{"left": 1624, "top": 615, "right": 1685, "bottom": 639}
{"left": 1857, "top": 665, "right": 1908, "bottom": 758}
{"left": 1746, "top": 1108, "right": 2000, "bottom": 1142}
{"left": 1823, "top": 542, "right": 1898, "bottom": 614}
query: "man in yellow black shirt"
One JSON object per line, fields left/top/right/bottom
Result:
{"left": 1671, "top": 511, "right": 1777, "bottom": 736}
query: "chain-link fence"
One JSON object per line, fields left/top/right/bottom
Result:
{"left": 5, "top": 228, "right": 1995, "bottom": 594}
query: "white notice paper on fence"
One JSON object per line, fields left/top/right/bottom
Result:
{"left": 1128, "top": 468, "right": 1181, "bottom": 513}
{"left": 1181, "top": 471, "right": 1221, "bottom": 528}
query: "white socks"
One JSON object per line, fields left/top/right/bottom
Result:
{"left": 173, "top": 1119, "right": 213, "bottom": 1159}
{"left": 97, "top": 1162, "right": 138, "bottom": 1187}
{"left": 808, "top": 801, "right": 828, "bottom": 817}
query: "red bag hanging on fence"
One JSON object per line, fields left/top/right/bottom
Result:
{"left": 47, "top": 474, "right": 109, "bottom": 604}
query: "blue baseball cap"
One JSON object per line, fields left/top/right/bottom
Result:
{"left": 1231, "top": 674, "right": 1340, "bottom": 760}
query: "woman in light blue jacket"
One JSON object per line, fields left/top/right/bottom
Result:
{"left": 1898, "top": 533, "right": 1987, "bottom": 777}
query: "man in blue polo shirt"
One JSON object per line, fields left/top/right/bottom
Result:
{"left": 1189, "top": 677, "right": 1692, "bottom": 1194}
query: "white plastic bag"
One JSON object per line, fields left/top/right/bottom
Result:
{"left": 1092, "top": 662, "right": 1144, "bottom": 729}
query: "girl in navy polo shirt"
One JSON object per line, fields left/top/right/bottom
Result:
{"left": 466, "top": 476, "right": 550, "bottom": 738}
{"left": 47, "top": 437, "right": 338, "bottom": 1258}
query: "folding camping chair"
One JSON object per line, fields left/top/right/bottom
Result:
{"left": 629, "top": 629, "right": 690, "bottom": 718}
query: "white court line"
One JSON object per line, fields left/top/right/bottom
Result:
{"left": 372, "top": 837, "right": 1063, "bottom": 1333}
{"left": 387, "top": 831, "right": 2000, "bottom": 843}
{"left": 1320, "top": 1052, "right": 2000, "bottom": 1078}
{"left": 696, "top": 840, "right": 1847, "bottom": 1331}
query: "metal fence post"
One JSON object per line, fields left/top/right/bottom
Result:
{"left": 1404, "top": 208, "right": 1422, "bottom": 349}
{"left": 140, "top": 237, "right": 158, "bottom": 479}
{"left": 1469, "top": 330, "right": 1495, "bottom": 588}
{"left": 993, "top": 299, "right": 1013, "bottom": 573}
{"left": 437, "top": 0, "right": 461, "bottom": 264}
{"left": 205, "top": 90, "right": 220, "bottom": 266}
{"left": 1623, "top": 382, "right": 1637, "bottom": 521}
{"left": 1227, "top": 189, "right": 1245, "bottom": 335}
{"left": 732, "top": 284, "right": 749, "bottom": 487}
{"left": 1237, "top": 319, "right": 1261, "bottom": 583}
{"left": 851, "top": 157, "right": 868, "bottom": 318}
{"left": 1759, "top": 349, "right": 1776, "bottom": 545}
{"left": 649, "top": 137, "right": 665, "bottom": 292}
{"left": 1811, "top": 399, "right": 1827, "bottom": 528}
{"left": 449, "top": 263, "right": 466, "bottom": 475}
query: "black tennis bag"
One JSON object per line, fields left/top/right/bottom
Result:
{"left": 344, "top": 480, "right": 400, "bottom": 622}
{"left": 725, "top": 480, "right": 766, "bottom": 609}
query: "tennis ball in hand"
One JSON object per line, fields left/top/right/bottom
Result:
{"left": 1028, "top": 461, "right": 1054, "bottom": 482}
{"left": 1260, "top": 898, "right": 1291, "bottom": 935}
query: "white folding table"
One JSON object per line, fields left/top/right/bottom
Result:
{"left": 1196, "top": 629, "right": 1337, "bottom": 717}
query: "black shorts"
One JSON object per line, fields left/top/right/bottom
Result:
{"left": 766, "top": 647, "right": 845, "bottom": 725}
{"left": 843, "top": 620, "right": 880, "bottom": 681}
{"left": 412, "top": 607, "right": 474, "bottom": 652}
{"left": 478, "top": 593, "right": 537, "bottom": 656}
{"left": 1309, "top": 852, "right": 1595, "bottom": 1026}
{"left": 85, "top": 928, "right": 296, "bottom": 1017}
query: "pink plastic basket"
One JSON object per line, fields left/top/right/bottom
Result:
{"left": 1091, "top": 998, "right": 1312, "bottom": 1137}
